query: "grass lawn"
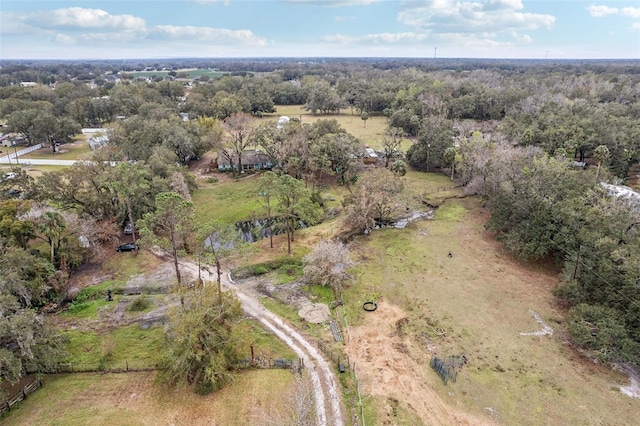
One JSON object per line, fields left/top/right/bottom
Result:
{"left": 192, "top": 174, "right": 264, "bottom": 224}
{"left": 342, "top": 188, "right": 640, "bottom": 425}
{"left": 61, "top": 324, "right": 164, "bottom": 370}
{"left": 22, "top": 165, "right": 69, "bottom": 178}
{"left": 2, "top": 369, "right": 294, "bottom": 426}
{"left": 21, "top": 140, "right": 92, "bottom": 161}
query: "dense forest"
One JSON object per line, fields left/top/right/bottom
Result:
{"left": 1, "top": 58, "right": 640, "bottom": 388}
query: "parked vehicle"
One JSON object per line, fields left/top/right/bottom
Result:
{"left": 124, "top": 223, "right": 135, "bottom": 235}
{"left": 116, "top": 243, "right": 138, "bottom": 252}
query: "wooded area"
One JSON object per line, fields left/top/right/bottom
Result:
{"left": 1, "top": 57, "right": 639, "bottom": 395}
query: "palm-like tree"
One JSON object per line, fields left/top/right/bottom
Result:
{"left": 37, "top": 211, "right": 65, "bottom": 265}
{"left": 593, "top": 145, "right": 610, "bottom": 181}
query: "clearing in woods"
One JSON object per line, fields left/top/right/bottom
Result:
{"left": 345, "top": 194, "right": 640, "bottom": 425}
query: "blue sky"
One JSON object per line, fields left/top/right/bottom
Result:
{"left": 1, "top": 1, "right": 638, "bottom": 59}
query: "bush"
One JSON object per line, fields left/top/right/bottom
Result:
{"left": 67, "top": 301, "right": 90, "bottom": 314}
{"left": 205, "top": 177, "right": 219, "bottom": 184}
{"left": 73, "top": 286, "right": 105, "bottom": 303}
{"left": 231, "top": 257, "right": 303, "bottom": 280}
{"left": 128, "top": 295, "right": 151, "bottom": 312}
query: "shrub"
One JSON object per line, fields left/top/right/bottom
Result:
{"left": 128, "top": 295, "right": 151, "bottom": 312}
{"left": 67, "top": 301, "right": 90, "bottom": 314}
{"left": 73, "top": 286, "right": 105, "bottom": 303}
{"left": 231, "top": 257, "right": 303, "bottom": 279}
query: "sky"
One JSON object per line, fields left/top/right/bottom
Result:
{"left": 1, "top": 0, "right": 638, "bottom": 60}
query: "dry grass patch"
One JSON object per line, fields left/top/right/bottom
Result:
{"left": 345, "top": 196, "right": 640, "bottom": 425}
{"left": 3, "top": 370, "right": 294, "bottom": 426}
{"left": 268, "top": 105, "right": 389, "bottom": 148}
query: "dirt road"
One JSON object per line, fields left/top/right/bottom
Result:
{"left": 179, "top": 260, "right": 344, "bottom": 426}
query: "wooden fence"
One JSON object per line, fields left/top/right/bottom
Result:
{"left": 1, "top": 376, "right": 42, "bottom": 415}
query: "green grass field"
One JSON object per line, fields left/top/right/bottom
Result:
{"left": 342, "top": 187, "right": 640, "bottom": 425}
{"left": 192, "top": 174, "right": 264, "bottom": 224}
{"left": 267, "top": 105, "right": 414, "bottom": 152}
{"left": 22, "top": 142, "right": 92, "bottom": 161}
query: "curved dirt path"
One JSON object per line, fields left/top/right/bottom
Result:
{"left": 178, "top": 260, "right": 344, "bottom": 426}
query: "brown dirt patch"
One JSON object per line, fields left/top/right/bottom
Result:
{"left": 298, "top": 303, "right": 330, "bottom": 324}
{"left": 348, "top": 300, "right": 495, "bottom": 426}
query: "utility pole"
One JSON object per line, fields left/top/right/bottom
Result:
{"left": 12, "top": 142, "right": 18, "bottom": 165}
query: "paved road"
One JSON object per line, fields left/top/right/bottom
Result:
{"left": 0, "top": 158, "right": 77, "bottom": 166}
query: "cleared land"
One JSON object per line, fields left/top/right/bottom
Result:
{"left": 3, "top": 370, "right": 293, "bottom": 426}
{"left": 344, "top": 193, "right": 640, "bottom": 425}
{"left": 266, "top": 105, "right": 413, "bottom": 152}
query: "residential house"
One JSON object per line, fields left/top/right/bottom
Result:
{"left": 216, "top": 149, "right": 273, "bottom": 172}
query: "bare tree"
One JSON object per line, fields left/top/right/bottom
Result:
{"left": 222, "top": 112, "right": 257, "bottom": 175}
{"left": 303, "top": 239, "right": 354, "bottom": 300}
{"left": 343, "top": 168, "right": 405, "bottom": 233}
{"left": 382, "top": 126, "right": 404, "bottom": 168}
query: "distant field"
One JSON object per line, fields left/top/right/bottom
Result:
{"left": 267, "top": 105, "right": 414, "bottom": 152}
{"left": 2, "top": 370, "right": 294, "bottom": 426}
{"left": 127, "top": 69, "right": 225, "bottom": 79}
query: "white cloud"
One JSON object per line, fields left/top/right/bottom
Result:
{"left": 632, "top": 22, "right": 640, "bottom": 30}
{"left": 26, "top": 7, "right": 146, "bottom": 32}
{"left": 588, "top": 5, "right": 640, "bottom": 19}
{"left": 587, "top": 5, "right": 619, "bottom": 17}
{"left": 151, "top": 25, "right": 268, "bottom": 46}
{"left": 54, "top": 34, "right": 76, "bottom": 44}
{"left": 3, "top": 7, "right": 268, "bottom": 52}
{"left": 398, "top": 0, "right": 555, "bottom": 33}
{"left": 323, "top": 32, "right": 430, "bottom": 44}
{"left": 621, "top": 7, "right": 640, "bottom": 19}
{"left": 0, "top": 12, "right": 39, "bottom": 35}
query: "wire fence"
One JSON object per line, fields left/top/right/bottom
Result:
{"left": 430, "top": 355, "right": 467, "bottom": 385}
{"left": 54, "top": 361, "right": 158, "bottom": 374}
{"left": 317, "top": 301, "right": 367, "bottom": 426}
{"left": 234, "top": 357, "right": 304, "bottom": 373}
{"left": 317, "top": 341, "right": 351, "bottom": 371}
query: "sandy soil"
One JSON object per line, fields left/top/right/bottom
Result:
{"left": 348, "top": 300, "right": 495, "bottom": 426}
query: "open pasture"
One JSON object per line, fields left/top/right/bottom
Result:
{"left": 267, "top": 105, "right": 414, "bottom": 152}
{"left": 3, "top": 370, "right": 294, "bottom": 426}
{"left": 344, "top": 192, "right": 640, "bottom": 425}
